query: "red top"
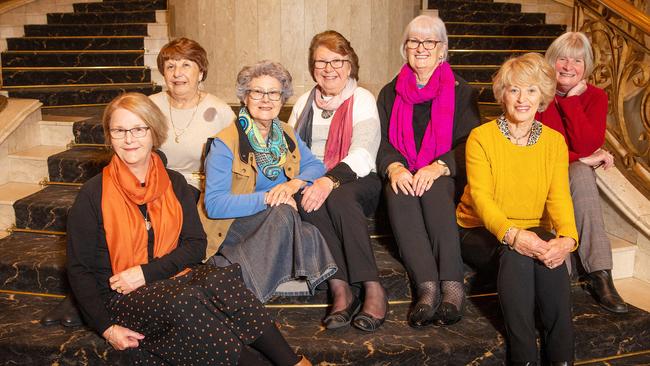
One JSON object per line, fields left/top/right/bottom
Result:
{"left": 536, "top": 83, "right": 608, "bottom": 162}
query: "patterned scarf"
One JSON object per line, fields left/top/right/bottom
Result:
{"left": 388, "top": 62, "right": 455, "bottom": 171}
{"left": 239, "top": 106, "right": 288, "bottom": 180}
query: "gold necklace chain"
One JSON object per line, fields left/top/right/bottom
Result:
{"left": 507, "top": 122, "right": 533, "bottom": 146}
{"left": 168, "top": 91, "right": 201, "bottom": 143}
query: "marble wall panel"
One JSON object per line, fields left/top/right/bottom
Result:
{"left": 168, "top": 0, "right": 420, "bottom": 103}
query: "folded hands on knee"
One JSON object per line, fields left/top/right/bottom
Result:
{"left": 301, "top": 177, "right": 334, "bottom": 212}
{"left": 507, "top": 229, "right": 574, "bottom": 269}
{"left": 387, "top": 162, "right": 446, "bottom": 197}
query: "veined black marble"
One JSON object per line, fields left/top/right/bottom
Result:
{"left": 6, "top": 37, "right": 144, "bottom": 51}
{"left": 13, "top": 185, "right": 80, "bottom": 232}
{"left": 449, "top": 37, "right": 554, "bottom": 50}
{"left": 445, "top": 23, "right": 565, "bottom": 37}
{"left": 47, "top": 146, "right": 112, "bottom": 183}
{"left": 47, "top": 10, "right": 157, "bottom": 24}
{"left": 1, "top": 51, "right": 145, "bottom": 68}
{"left": 7, "top": 84, "right": 162, "bottom": 107}
{"left": 452, "top": 68, "right": 498, "bottom": 83}
{"left": 2, "top": 68, "right": 150, "bottom": 87}
{"left": 449, "top": 50, "right": 536, "bottom": 65}
{"left": 23, "top": 24, "right": 149, "bottom": 37}
{"left": 73, "top": 118, "right": 105, "bottom": 144}
{"left": 438, "top": 9, "right": 546, "bottom": 24}
{"left": 73, "top": 0, "right": 167, "bottom": 13}
{"left": 0, "top": 288, "right": 648, "bottom": 365}
{"left": 472, "top": 85, "right": 495, "bottom": 103}
{"left": 0, "top": 233, "right": 67, "bottom": 294}
{"left": 428, "top": 0, "right": 521, "bottom": 12}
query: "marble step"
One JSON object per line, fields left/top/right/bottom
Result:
{"left": 39, "top": 115, "right": 90, "bottom": 147}
{"left": 428, "top": 0, "right": 521, "bottom": 12}
{"left": 12, "top": 185, "right": 80, "bottom": 233}
{"left": 437, "top": 9, "right": 546, "bottom": 24}
{"left": 72, "top": 117, "right": 105, "bottom": 144}
{"left": 5, "top": 83, "right": 162, "bottom": 107}
{"left": 445, "top": 22, "right": 565, "bottom": 36}
{"left": 448, "top": 35, "right": 555, "bottom": 50}
{"left": 611, "top": 235, "right": 636, "bottom": 280}
{"left": 0, "top": 287, "right": 648, "bottom": 365}
{"left": 23, "top": 23, "right": 149, "bottom": 37}
{"left": 1, "top": 67, "right": 151, "bottom": 87}
{"left": 0, "top": 183, "right": 42, "bottom": 232}
{"left": 453, "top": 67, "right": 498, "bottom": 83}
{"left": 46, "top": 10, "right": 160, "bottom": 24}
{"left": 73, "top": 0, "right": 166, "bottom": 13}
{"left": 472, "top": 83, "right": 495, "bottom": 103}
{"left": 5, "top": 36, "right": 144, "bottom": 51}
{"left": 449, "top": 50, "right": 545, "bottom": 65}
{"left": 8, "top": 145, "right": 67, "bottom": 184}
{"left": 0, "top": 51, "right": 144, "bottom": 67}
{"left": 47, "top": 146, "right": 112, "bottom": 183}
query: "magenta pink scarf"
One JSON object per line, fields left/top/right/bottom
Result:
{"left": 388, "top": 62, "right": 455, "bottom": 171}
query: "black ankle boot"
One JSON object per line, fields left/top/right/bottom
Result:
{"left": 41, "top": 296, "right": 82, "bottom": 327}
{"left": 587, "top": 270, "right": 628, "bottom": 314}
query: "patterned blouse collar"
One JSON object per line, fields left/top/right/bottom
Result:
{"left": 497, "top": 115, "right": 542, "bottom": 146}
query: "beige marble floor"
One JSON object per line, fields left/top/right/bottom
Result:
{"left": 615, "top": 277, "right": 650, "bottom": 312}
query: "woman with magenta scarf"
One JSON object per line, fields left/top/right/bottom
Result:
{"left": 376, "top": 15, "right": 480, "bottom": 327}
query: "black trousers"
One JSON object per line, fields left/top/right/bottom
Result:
{"left": 299, "top": 173, "right": 382, "bottom": 284}
{"left": 384, "top": 176, "right": 464, "bottom": 284}
{"left": 460, "top": 226, "right": 574, "bottom": 362}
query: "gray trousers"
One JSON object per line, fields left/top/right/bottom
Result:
{"left": 569, "top": 161, "right": 613, "bottom": 274}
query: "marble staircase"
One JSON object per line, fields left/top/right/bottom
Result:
{"left": 0, "top": 0, "right": 649, "bottom": 364}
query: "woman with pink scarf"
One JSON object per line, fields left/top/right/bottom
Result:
{"left": 376, "top": 15, "right": 480, "bottom": 327}
{"left": 289, "top": 31, "right": 385, "bottom": 332}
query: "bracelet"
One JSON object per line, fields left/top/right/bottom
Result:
{"left": 105, "top": 324, "right": 116, "bottom": 344}
{"left": 502, "top": 227, "right": 515, "bottom": 245}
{"left": 512, "top": 229, "right": 523, "bottom": 250}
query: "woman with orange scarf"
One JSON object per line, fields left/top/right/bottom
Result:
{"left": 66, "top": 93, "right": 310, "bottom": 365}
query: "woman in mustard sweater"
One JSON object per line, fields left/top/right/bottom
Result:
{"left": 456, "top": 53, "right": 578, "bottom": 366}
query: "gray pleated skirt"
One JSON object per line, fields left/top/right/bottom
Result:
{"left": 208, "top": 204, "right": 337, "bottom": 302}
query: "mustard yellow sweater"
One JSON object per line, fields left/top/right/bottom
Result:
{"left": 456, "top": 120, "right": 579, "bottom": 245}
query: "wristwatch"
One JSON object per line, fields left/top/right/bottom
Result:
{"left": 325, "top": 174, "right": 341, "bottom": 189}
{"left": 436, "top": 160, "right": 451, "bottom": 176}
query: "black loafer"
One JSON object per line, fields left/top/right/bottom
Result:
{"left": 40, "top": 297, "right": 68, "bottom": 326}
{"left": 323, "top": 296, "right": 361, "bottom": 329}
{"left": 432, "top": 301, "right": 463, "bottom": 326}
{"left": 586, "top": 270, "right": 628, "bottom": 314}
{"left": 352, "top": 298, "right": 388, "bottom": 332}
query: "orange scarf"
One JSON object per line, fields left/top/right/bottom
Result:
{"left": 101, "top": 153, "right": 183, "bottom": 274}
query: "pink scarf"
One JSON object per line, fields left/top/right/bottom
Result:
{"left": 315, "top": 79, "right": 357, "bottom": 170}
{"left": 388, "top": 62, "right": 455, "bottom": 171}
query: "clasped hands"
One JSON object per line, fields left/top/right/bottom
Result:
{"left": 388, "top": 162, "right": 447, "bottom": 196}
{"left": 264, "top": 177, "right": 335, "bottom": 213}
{"left": 505, "top": 229, "right": 575, "bottom": 269}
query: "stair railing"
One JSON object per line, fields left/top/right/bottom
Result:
{"left": 573, "top": 0, "right": 650, "bottom": 197}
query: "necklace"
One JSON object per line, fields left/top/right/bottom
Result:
{"left": 321, "top": 109, "right": 334, "bottom": 119}
{"left": 507, "top": 122, "right": 534, "bottom": 146}
{"left": 168, "top": 92, "right": 201, "bottom": 143}
{"left": 142, "top": 209, "right": 151, "bottom": 231}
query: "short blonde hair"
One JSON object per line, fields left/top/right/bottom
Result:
{"left": 400, "top": 15, "right": 448, "bottom": 60}
{"left": 102, "top": 93, "right": 168, "bottom": 149}
{"left": 545, "top": 32, "right": 594, "bottom": 78}
{"left": 492, "top": 53, "right": 556, "bottom": 112}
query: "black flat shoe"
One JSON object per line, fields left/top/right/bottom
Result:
{"left": 40, "top": 296, "right": 82, "bottom": 327}
{"left": 352, "top": 298, "right": 388, "bottom": 332}
{"left": 586, "top": 270, "right": 628, "bottom": 314}
{"left": 408, "top": 302, "right": 437, "bottom": 328}
{"left": 432, "top": 300, "right": 464, "bottom": 326}
{"left": 323, "top": 296, "right": 361, "bottom": 329}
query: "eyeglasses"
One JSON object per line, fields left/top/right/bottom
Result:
{"left": 313, "top": 59, "right": 350, "bottom": 69}
{"left": 405, "top": 39, "right": 442, "bottom": 50}
{"left": 248, "top": 89, "right": 282, "bottom": 101}
{"left": 109, "top": 126, "right": 150, "bottom": 139}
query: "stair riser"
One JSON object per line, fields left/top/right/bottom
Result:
{"left": 1, "top": 52, "right": 144, "bottom": 68}
{"left": 453, "top": 69, "right": 496, "bottom": 83}
{"left": 439, "top": 10, "right": 546, "bottom": 24}
{"left": 7, "top": 37, "right": 144, "bottom": 51}
{"left": 47, "top": 148, "right": 112, "bottom": 183}
{"left": 0, "top": 205, "right": 15, "bottom": 231}
{"left": 39, "top": 123, "right": 75, "bottom": 147}
{"left": 73, "top": 0, "right": 166, "bottom": 13}
{"left": 7, "top": 85, "right": 162, "bottom": 107}
{"left": 2, "top": 69, "right": 151, "bottom": 87}
{"left": 446, "top": 23, "right": 566, "bottom": 36}
{"left": 450, "top": 37, "right": 554, "bottom": 50}
{"left": 449, "top": 51, "right": 542, "bottom": 65}
{"left": 428, "top": 0, "right": 521, "bottom": 12}
{"left": 23, "top": 24, "right": 148, "bottom": 37}
{"left": 47, "top": 11, "right": 157, "bottom": 24}
{"left": 8, "top": 158, "right": 48, "bottom": 184}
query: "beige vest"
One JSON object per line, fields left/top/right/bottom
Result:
{"left": 200, "top": 121, "right": 301, "bottom": 259}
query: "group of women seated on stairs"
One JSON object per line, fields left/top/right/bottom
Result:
{"left": 40, "top": 13, "right": 627, "bottom": 366}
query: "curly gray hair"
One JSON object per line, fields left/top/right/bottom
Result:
{"left": 235, "top": 60, "right": 293, "bottom": 104}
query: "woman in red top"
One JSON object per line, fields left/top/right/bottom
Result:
{"left": 537, "top": 32, "right": 627, "bottom": 314}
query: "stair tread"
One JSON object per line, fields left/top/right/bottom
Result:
{"left": 610, "top": 234, "right": 637, "bottom": 251}
{"left": 0, "top": 285, "right": 648, "bottom": 364}
{"left": 0, "top": 183, "right": 42, "bottom": 205}
{"left": 8, "top": 145, "right": 67, "bottom": 160}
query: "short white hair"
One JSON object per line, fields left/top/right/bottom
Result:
{"left": 399, "top": 15, "right": 449, "bottom": 60}
{"left": 545, "top": 32, "right": 594, "bottom": 78}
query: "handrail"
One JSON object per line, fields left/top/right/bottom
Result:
{"left": 597, "top": 0, "right": 650, "bottom": 35}
{"left": 0, "top": 0, "right": 34, "bottom": 14}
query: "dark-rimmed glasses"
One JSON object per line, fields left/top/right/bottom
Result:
{"left": 109, "top": 126, "right": 150, "bottom": 139}
{"left": 248, "top": 89, "right": 283, "bottom": 101}
{"left": 313, "top": 59, "right": 350, "bottom": 69}
{"left": 405, "top": 39, "right": 442, "bottom": 50}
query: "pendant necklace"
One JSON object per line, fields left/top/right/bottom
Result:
{"left": 142, "top": 210, "right": 151, "bottom": 231}
{"left": 169, "top": 92, "right": 201, "bottom": 143}
{"left": 508, "top": 123, "right": 533, "bottom": 146}
{"left": 321, "top": 109, "right": 334, "bottom": 119}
